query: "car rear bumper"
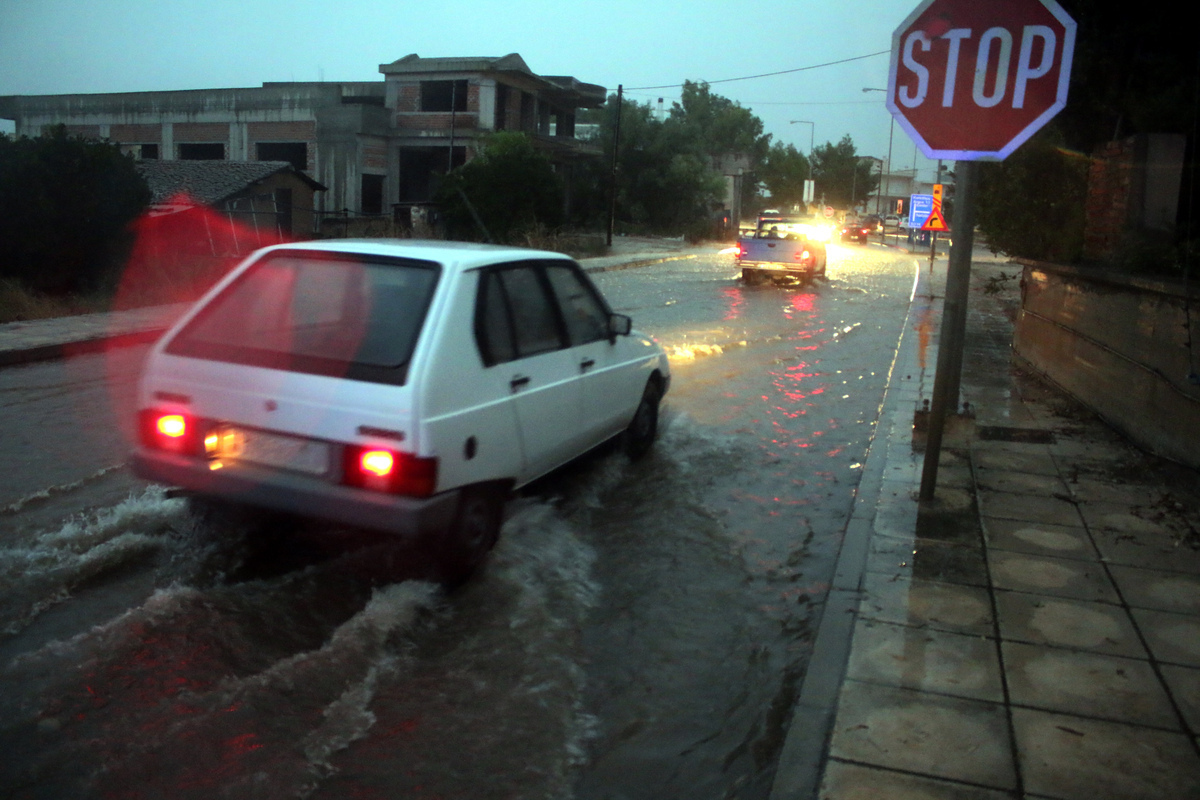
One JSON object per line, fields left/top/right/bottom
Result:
{"left": 132, "top": 449, "right": 460, "bottom": 537}
{"left": 738, "top": 260, "right": 817, "bottom": 273}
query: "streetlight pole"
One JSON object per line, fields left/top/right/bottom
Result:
{"left": 862, "top": 88, "right": 895, "bottom": 218}
{"left": 856, "top": 156, "right": 882, "bottom": 216}
{"left": 788, "top": 120, "right": 814, "bottom": 156}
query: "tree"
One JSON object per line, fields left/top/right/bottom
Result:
{"left": 0, "top": 125, "right": 150, "bottom": 294}
{"left": 669, "top": 81, "right": 771, "bottom": 164}
{"left": 809, "top": 135, "right": 877, "bottom": 211}
{"left": 436, "top": 132, "right": 564, "bottom": 242}
{"left": 760, "top": 142, "right": 810, "bottom": 211}
{"left": 574, "top": 92, "right": 726, "bottom": 236}
{"left": 977, "top": 127, "right": 1088, "bottom": 263}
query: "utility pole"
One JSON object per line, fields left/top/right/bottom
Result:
{"left": 606, "top": 85, "right": 623, "bottom": 248}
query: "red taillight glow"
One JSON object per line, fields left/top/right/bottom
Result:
{"left": 140, "top": 409, "right": 198, "bottom": 455}
{"left": 344, "top": 446, "right": 437, "bottom": 498}
{"left": 156, "top": 414, "right": 187, "bottom": 438}
{"left": 360, "top": 449, "right": 395, "bottom": 478}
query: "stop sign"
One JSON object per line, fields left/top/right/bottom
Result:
{"left": 887, "top": 0, "right": 1076, "bottom": 160}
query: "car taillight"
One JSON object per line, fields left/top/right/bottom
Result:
{"left": 344, "top": 446, "right": 438, "bottom": 498}
{"left": 140, "top": 409, "right": 201, "bottom": 455}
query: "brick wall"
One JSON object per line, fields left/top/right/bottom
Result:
{"left": 62, "top": 124, "right": 101, "bottom": 139}
{"left": 1083, "top": 138, "right": 1136, "bottom": 261}
{"left": 393, "top": 114, "right": 478, "bottom": 131}
{"left": 363, "top": 139, "right": 388, "bottom": 171}
{"left": 396, "top": 84, "right": 420, "bottom": 113}
{"left": 174, "top": 122, "right": 229, "bottom": 142}
{"left": 109, "top": 123, "right": 161, "bottom": 144}
{"left": 248, "top": 121, "right": 316, "bottom": 141}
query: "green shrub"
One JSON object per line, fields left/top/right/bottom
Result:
{"left": 0, "top": 125, "right": 150, "bottom": 294}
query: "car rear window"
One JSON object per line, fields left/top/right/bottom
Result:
{"left": 166, "top": 250, "right": 439, "bottom": 385}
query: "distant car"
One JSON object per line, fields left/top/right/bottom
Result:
{"left": 883, "top": 214, "right": 901, "bottom": 229}
{"left": 132, "top": 240, "right": 670, "bottom": 583}
{"left": 840, "top": 218, "right": 872, "bottom": 244}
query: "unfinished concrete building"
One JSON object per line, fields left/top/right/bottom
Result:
{"left": 0, "top": 54, "right": 606, "bottom": 230}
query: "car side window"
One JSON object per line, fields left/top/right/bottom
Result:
{"left": 544, "top": 262, "right": 610, "bottom": 346}
{"left": 477, "top": 269, "right": 517, "bottom": 366}
{"left": 475, "top": 263, "right": 566, "bottom": 366}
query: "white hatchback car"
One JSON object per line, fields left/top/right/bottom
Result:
{"left": 132, "top": 240, "right": 670, "bottom": 582}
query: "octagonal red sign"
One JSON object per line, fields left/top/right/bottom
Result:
{"left": 887, "top": 0, "right": 1076, "bottom": 160}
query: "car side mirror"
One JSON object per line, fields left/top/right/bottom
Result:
{"left": 609, "top": 313, "right": 632, "bottom": 338}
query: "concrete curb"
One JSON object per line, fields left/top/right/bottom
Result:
{"left": 769, "top": 258, "right": 934, "bottom": 799}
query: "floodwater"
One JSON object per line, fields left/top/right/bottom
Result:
{"left": 0, "top": 246, "right": 918, "bottom": 798}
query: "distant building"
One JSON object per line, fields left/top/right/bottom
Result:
{"left": 0, "top": 53, "right": 606, "bottom": 229}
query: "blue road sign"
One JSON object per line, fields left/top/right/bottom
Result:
{"left": 909, "top": 194, "right": 934, "bottom": 228}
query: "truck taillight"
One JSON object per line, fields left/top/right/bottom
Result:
{"left": 344, "top": 446, "right": 438, "bottom": 498}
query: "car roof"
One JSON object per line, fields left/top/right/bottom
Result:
{"left": 256, "top": 238, "right": 572, "bottom": 273}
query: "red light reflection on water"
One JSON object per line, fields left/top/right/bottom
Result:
{"left": 721, "top": 286, "right": 745, "bottom": 321}
{"left": 786, "top": 292, "right": 815, "bottom": 315}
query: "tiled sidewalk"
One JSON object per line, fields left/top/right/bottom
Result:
{"left": 811, "top": 256, "right": 1200, "bottom": 798}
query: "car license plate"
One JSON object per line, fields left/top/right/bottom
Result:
{"left": 212, "top": 427, "right": 329, "bottom": 475}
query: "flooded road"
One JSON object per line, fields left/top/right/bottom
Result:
{"left": 0, "top": 243, "right": 918, "bottom": 798}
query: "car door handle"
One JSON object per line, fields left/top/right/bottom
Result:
{"left": 510, "top": 375, "right": 531, "bottom": 392}
{"left": 580, "top": 358, "right": 595, "bottom": 372}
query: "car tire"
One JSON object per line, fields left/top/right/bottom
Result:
{"left": 624, "top": 379, "right": 661, "bottom": 460}
{"left": 742, "top": 267, "right": 762, "bottom": 285}
{"left": 438, "top": 486, "right": 503, "bottom": 588}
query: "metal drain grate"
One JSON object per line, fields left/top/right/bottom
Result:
{"left": 976, "top": 425, "right": 1056, "bottom": 444}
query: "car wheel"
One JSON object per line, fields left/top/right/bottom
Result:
{"left": 742, "top": 267, "right": 762, "bottom": 285}
{"left": 437, "top": 486, "right": 503, "bottom": 587}
{"left": 624, "top": 379, "right": 661, "bottom": 460}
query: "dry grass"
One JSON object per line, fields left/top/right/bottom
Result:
{"left": 0, "top": 279, "right": 109, "bottom": 324}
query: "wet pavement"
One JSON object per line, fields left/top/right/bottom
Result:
{"left": 772, "top": 246, "right": 1200, "bottom": 799}
{"left": 4, "top": 236, "right": 1199, "bottom": 799}
{"left": 0, "top": 236, "right": 703, "bottom": 367}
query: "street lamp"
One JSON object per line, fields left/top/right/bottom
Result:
{"left": 789, "top": 120, "right": 814, "bottom": 157}
{"left": 862, "top": 88, "right": 895, "bottom": 219}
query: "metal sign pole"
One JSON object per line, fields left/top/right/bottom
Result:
{"left": 919, "top": 160, "right": 978, "bottom": 501}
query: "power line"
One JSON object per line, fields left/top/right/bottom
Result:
{"left": 625, "top": 50, "right": 890, "bottom": 92}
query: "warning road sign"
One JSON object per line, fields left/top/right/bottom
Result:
{"left": 921, "top": 207, "right": 949, "bottom": 231}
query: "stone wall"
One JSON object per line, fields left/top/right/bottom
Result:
{"left": 1013, "top": 261, "right": 1200, "bottom": 468}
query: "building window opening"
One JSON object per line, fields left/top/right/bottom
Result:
{"left": 361, "top": 174, "right": 384, "bottom": 216}
{"left": 256, "top": 142, "right": 308, "bottom": 172}
{"left": 420, "top": 80, "right": 468, "bottom": 113}
{"left": 140, "top": 143, "right": 159, "bottom": 159}
{"left": 495, "top": 84, "right": 509, "bottom": 130}
{"left": 178, "top": 142, "right": 225, "bottom": 160}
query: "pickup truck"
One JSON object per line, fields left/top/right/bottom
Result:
{"left": 735, "top": 213, "right": 828, "bottom": 284}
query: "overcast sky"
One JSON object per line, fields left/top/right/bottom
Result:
{"left": 0, "top": 0, "right": 941, "bottom": 182}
